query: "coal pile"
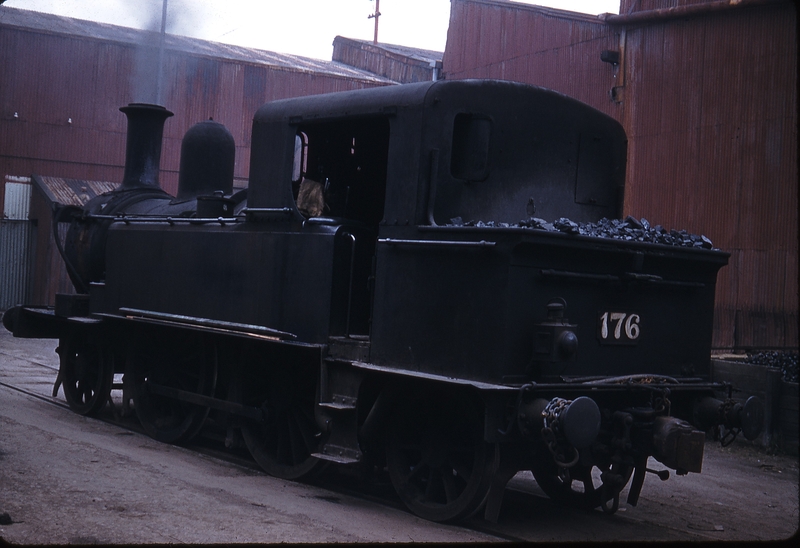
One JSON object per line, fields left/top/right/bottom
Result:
{"left": 447, "top": 215, "right": 715, "bottom": 249}
{"left": 744, "top": 352, "right": 798, "bottom": 383}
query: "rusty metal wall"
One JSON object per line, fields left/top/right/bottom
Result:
{"left": 0, "top": 7, "right": 393, "bottom": 306}
{"left": 0, "top": 8, "right": 390, "bottom": 197}
{"left": 443, "top": 0, "right": 621, "bottom": 118}
{"left": 445, "top": 0, "right": 797, "bottom": 349}
{"left": 27, "top": 181, "right": 77, "bottom": 305}
{"left": 331, "top": 37, "right": 441, "bottom": 83}
{"left": 620, "top": 0, "right": 717, "bottom": 12}
{"left": 619, "top": 1, "right": 798, "bottom": 349}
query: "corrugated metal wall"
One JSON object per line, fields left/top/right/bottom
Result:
{"left": 27, "top": 177, "right": 120, "bottom": 306}
{"left": 0, "top": 9, "right": 390, "bottom": 198}
{"left": 0, "top": 8, "right": 394, "bottom": 308}
{"left": 0, "top": 177, "right": 35, "bottom": 310}
{"left": 0, "top": 221, "right": 36, "bottom": 310}
{"left": 620, "top": 0, "right": 714, "bottom": 12}
{"left": 618, "top": 1, "right": 797, "bottom": 349}
{"left": 444, "top": 0, "right": 797, "bottom": 349}
{"left": 331, "top": 37, "right": 441, "bottom": 83}
{"left": 443, "top": 0, "right": 620, "bottom": 118}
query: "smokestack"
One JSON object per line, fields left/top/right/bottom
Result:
{"left": 119, "top": 103, "right": 174, "bottom": 191}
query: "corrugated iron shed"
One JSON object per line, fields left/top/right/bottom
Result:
{"left": 445, "top": 0, "right": 797, "bottom": 350}
{"left": 619, "top": 0, "right": 718, "bottom": 13}
{"left": 617, "top": 0, "right": 797, "bottom": 349}
{"left": 0, "top": 220, "right": 35, "bottom": 310}
{"left": 332, "top": 36, "right": 443, "bottom": 83}
{"left": 1, "top": 176, "right": 35, "bottom": 310}
{"left": 32, "top": 176, "right": 118, "bottom": 208}
{"left": 443, "top": 0, "right": 620, "bottom": 118}
{"left": 0, "top": 7, "right": 392, "bottom": 82}
{"left": 24, "top": 176, "right": 120, "bottom": 307}
{"left": 0, "top": 6, "right": 395, "bottom": 198}
{"left": 2, "top": 178, "right": 31, "bottom": 220}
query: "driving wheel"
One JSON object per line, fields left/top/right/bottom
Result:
{"left": 131, "top": 334, "right": 217, "bottom": 444}
{"left": 385, "top": 394, "right": 496, "bottom": 522}
{"left": 59, "top": 334, "right": 113, "bottom": 416}
{"left": 237, "top": 365, "right": 326, "bottom": 480}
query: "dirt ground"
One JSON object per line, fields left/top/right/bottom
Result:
{"left": 0, "top": 329, "right": 798, "bottom": 543}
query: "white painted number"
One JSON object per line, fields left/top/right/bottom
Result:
{"left": 610, "top": 312, "right": 626, "bottom": 339}
{"left": 600, "top": 312, "right": 640, "bottom": 343}
{"left": 625, "top": 314, "right": 641, "bottom": 339}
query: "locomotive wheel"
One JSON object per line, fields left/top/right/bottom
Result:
{"left": 385, "top": 395, "right": 496, "bottom": 522}
{"left": 530, "top": 451, "right": 634, "bottom": 512}
{"left": 237, "top": 366, "right": 326, "bottom": 480}
{"left": 59, "top": 335, "right": 113, "bottom": 416}
{"left": 131, "top": 335, "right": 217, "bottom": 445}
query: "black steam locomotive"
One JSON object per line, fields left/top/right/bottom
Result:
{"left": 3, "top": 79, "right": 764, "bottom": 523}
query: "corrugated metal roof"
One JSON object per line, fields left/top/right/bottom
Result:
{"left": 0, "top": 6, "right": 394, "bottom": 84}
{"left": 620, "top": 0, "right": 717, "bottom": 13}
{"left": 332, "top": 36, "right": 442, "bottom": 83}
{"left": 31, "top": 175, "right": 118, "bottom": 207}
{"left": 335, "top": 36, "right": 442, "bottom": 64}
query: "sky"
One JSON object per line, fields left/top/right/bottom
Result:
{"left": 2, "top": 0, "right": 620, "bottom": 60}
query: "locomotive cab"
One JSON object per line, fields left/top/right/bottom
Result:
{"left": 289, "top": 116, "right": 391, "bottom": 337}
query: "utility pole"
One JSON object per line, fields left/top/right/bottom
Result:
{"left": 368, "top": 0, "right": 381, "bottom": 44}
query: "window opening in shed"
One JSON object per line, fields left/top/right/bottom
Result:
{"left": 292, "top": 116, "right": 390, "bottom": 226}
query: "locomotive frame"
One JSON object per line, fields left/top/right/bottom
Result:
{"left": 3, "top": 79, "right": 764, "bottom": 523}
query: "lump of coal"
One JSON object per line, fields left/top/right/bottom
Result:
{"left": 518, "top": 217, "right": 554, "bottom": 231}
{"left": 624, "top": 215, "right": 643, "bottom": 229}
{"left": 554, "top": 218, "right": 580, "bottom": 234}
